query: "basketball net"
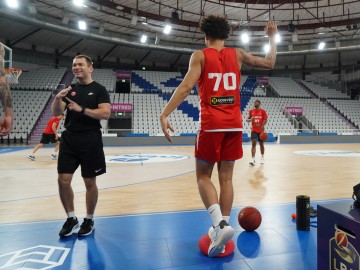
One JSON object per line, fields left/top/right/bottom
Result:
{"left": 5, "top": 68, "right": 22, "bottom": 84}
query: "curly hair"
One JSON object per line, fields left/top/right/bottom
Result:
{"left": 200, "top": 15, "right": 230, "bottom": 40}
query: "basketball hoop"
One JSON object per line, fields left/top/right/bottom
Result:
{"left": 5, "top": 68, "right": 22, "bottom": 84}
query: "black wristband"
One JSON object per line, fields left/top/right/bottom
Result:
{"left": 81, "top": 106, "right": 86, "bottom": 114}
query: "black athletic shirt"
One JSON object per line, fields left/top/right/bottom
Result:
{"left": 62, "top": 81, "right": 110, "bottom": 132}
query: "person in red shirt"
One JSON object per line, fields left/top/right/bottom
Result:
{"left": 28, "top": 114, "right": 63, "bottom": 161}
{"left": 160, "top": 15, "right": 277, "bottom": 257}
{"left": 247, "top": 100, "right": 268, "bottom": 166}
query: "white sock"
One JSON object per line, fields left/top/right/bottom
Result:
{"left": 223, "top": 216, "right": 230, "bottom": 223}
{"left": 67, "top": 211, "right": 75, "bottom": 218}
{"left": 208, "top": 204, "right": 223, "bottom": 227}
{"left": 53, "top": 152, "right": 57, "bottom": 156}
{"left": 86, "top": 214, "right": 94, "bottom": 220}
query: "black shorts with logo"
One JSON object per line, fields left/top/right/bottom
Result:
{"left": 40, "top": 134, "right": 58, "bottom": 144}
{"left": 251, "top": 131, "right": 264, "bottom": 142}
{"left": 58, "top": 129, "right": 106, "bottom": 178}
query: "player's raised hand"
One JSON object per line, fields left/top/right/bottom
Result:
{"left": 56, "top": 85, "right": 72, "bottom": 100}
{"left": 264, "top": 21, "right": 278, "bottom": 38}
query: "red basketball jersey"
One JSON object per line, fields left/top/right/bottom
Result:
{"left": 249, "top": 108, "right": 268, "bottom": 133}
{"left": 43, "top": 117, "right": 60, "bottom": 134}
{"left": 198, "top": 48, "right": 242, "bottom": 131}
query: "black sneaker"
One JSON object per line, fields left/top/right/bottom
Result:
{"left": 78, "top": 218, "right": 94, "bottom": 237}
{"left": 59, "top": 217, "right": 79, "bottom": 237}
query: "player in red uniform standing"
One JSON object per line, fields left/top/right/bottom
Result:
{"left": 28, "top": 114, "right": 63, "bottom": 161}
{"left": 160, "top": 15, "right": 277, "bottom": 257}
{"left": 247, "top": 100, "right": 268, "bottom": 166}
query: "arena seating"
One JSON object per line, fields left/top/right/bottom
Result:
{"left": 327, "top": 99, "right": 360, "bottom": 128}
{"left": 9, "top": 90, "right": 51, "bottom": 140}
{"left": 14, "top": 68, "right": 66, "bottom": 90}
{"left": 131, "top": 70, "right": 197, "bottom": 94}
{"left": 301, "top": 80, "right": 350, "bottom": 99}
{"left": 3, "top": 70, "right": 357, "bottom": 143}
{"left": 269, "top": 77, "right": 311, "bottom": 98}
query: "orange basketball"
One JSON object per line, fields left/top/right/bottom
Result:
{"left": 260, "top": 132, "right": 268, "bottom": 141}
{"left": 238, "top": 206, "right": 262, "bottom": 232}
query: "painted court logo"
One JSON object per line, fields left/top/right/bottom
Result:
{"left": 294, "top": 150, "right": 360, "bottom": 157}
{"left": 0, "top": 245, "right": 70, "bottom": 269}
{"left": 330, "top": 229, "right": 360, "bottom": 270}
{"left": 105, "top": 154, "right": 189, "bottom": 164}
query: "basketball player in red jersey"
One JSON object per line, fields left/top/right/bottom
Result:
{"left": 160, "top": 15, "right": 277, "bottom": 257}
{"left": 28, "top": 114, "right": 63, "bottom": 161}
{"left": 247, "top": 100, "right": 268, "bottom": 166}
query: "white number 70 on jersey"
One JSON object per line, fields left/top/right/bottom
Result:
{"left": 208, "top": 72, "right": 237, "bottom": 91}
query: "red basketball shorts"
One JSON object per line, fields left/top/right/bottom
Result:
{"left": 195, "top": 131, "right": 243, "bottom": 163}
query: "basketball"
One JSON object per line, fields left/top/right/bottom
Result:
{"left": 238, "top": 207, "right": 262, "bottom": 232}
{"left": 260, "top": 132, "right": 268, "bottom": 141}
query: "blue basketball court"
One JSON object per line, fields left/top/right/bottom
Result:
{"left": 1, "top": 199, "right": 348, "bottom": 270}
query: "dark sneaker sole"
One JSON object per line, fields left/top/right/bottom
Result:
{"left": 78, "top": 227, "right": 94, "bottom": 237}
{"left": 59, "top": 223, "right": 79, "bottom": 237}
{"left": 28, "top": 157, "right": 35, "bottom": 161}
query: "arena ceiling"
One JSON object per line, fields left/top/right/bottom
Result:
{"left": 0, "top": 0, "right": 359, "bottom": 68}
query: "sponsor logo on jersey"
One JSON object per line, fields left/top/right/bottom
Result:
{"left": 210, "top": 96, "right": 235, "bottom": 106}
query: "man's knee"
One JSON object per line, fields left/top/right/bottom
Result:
{"left": 83, "top": 177, "right": 97, "bottom": 190}
{"left": 58, "top": 174, "right": 73, "bottom": 186}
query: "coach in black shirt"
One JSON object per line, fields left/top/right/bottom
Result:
{"left": 52, "top": 55, "right": 110, "bottom": 237}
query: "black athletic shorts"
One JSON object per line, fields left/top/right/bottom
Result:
{"left": 40, "top": 133, "right": 58, "bottom": 144}
{"left": 58, "top": 129, "right": 106, "bottom": 178}
{"left": 250, "top": 131, "right": 264, "bottom": 142}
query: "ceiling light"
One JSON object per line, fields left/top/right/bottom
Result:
{"left": 62, "top": 16, "right": 69, "bottom": 25}
{"left": 275, "top": 33, "right": 281, "bottom": 43}
{"left": 164, "top": 24, "right": 172, "bottom": 35}
{"left": 140, "top": 17, "right": 147, "bottom": 25}
{"left": 155, "top": 34, "right": 160, "bottom": 44}
{"left": 241, "top": 32, "right": 250, "bottom": 44}
{"left": 292, "top": 33, "right": 298, "bottom": 42}
{"left": 318, "top": 42, "right": 325, "bottom": 50}
{"left": 264, "top": 44, "right": 270, "bottom": 53}
{"left": 6, "top": 0, "right": 19, "bottom": 8}
{"left": 78, "top": 20, "right": 87, "bottom": 30}
{"left": 73, "top": 0, "right": 84, "bottom": 7}
{"left": 131, "top": 14, "right": 138, "bottom": 26}
{"left": 140, "top": 34, "right": 147, "bottom": 43}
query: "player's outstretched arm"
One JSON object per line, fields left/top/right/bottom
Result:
{"left": 0, "top": 44, "right": 13, "bottom": 136}
{"left": 237, "top": 21, "right": 277, "bottom": 70}
{"left": 160, "top": 50, "right": 203, "bottom": 142}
